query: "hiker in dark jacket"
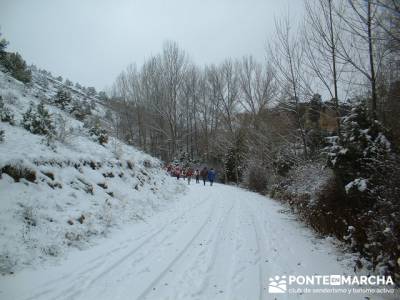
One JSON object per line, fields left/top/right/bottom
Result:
{"left": 194, "top": 169, "right": 200, "bottom": 183}
{"left": 208, "top": 168, "right": 216, "bottom": 186}
{"left": 200, "top": 167, "right": 208, "bottom": 186}
{"left": 175, "top": 166, "right": 181, "bottom": 180}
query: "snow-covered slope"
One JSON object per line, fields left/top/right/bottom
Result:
{"left": 30, "top": 68, "right": 111, "bottom": 120}
{"left": 0, "top": 70, "right": 185, "bottom": 274}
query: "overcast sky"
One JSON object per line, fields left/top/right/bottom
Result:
{"left": 0, "top": 0, "right": 304, "bottom": 91}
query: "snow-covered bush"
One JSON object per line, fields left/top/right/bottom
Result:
{"left": 271, "top": 161, "right": 347, "bottom": 236}
{"left": 2, "top": 164, "right": 36, "bottom": 182}
{"left": 243, "top": 158, "right": 269, "bottom": 194}
{"left": 22, "top": 101, "right": 55, "bottom": 137}
{"left": 35, "top": 72, "right": 49, "bottom": 89}
{"left": 2, "top": 91, "right": 18, "bottom": 105}
{"left": 54, "top": 113, "right": 73, "bottom": 143}
{"left": 0, "top": 129, "right": 4, "bottom": 142}
{"left": 88, "top": 122, "right": 108, "bottom": 145}
{"left": 0, "top": 95, "right": 15, "bottom": 124}
{"left": 54, "top": 88, "right": 72, "bottom": 110}
{"left": 69, "top": 99, "right": 91, "bottom": 121}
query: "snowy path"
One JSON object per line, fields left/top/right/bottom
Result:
{"left": 0, "top": 184, "right": 387, "bottom": 300}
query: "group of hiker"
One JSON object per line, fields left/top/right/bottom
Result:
{"left": 166, "top": 165, "right": 216, "bottom": 186}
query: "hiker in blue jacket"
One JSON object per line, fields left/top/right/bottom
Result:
{"left": 207, "top": 168, "right": 216, "bottom": 186}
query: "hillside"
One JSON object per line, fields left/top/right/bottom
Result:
{"left": 0, "top": 68, "right": 185, "bottom": 275}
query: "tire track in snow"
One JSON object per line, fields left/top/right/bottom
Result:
{"left": 189, "top": 194, "right": 240, "bottom": 299}
{"left": 219, "top": 195, "right": 264, "bottom": 300}
{"left": 248, "top": 205, "right": 265, "bottom": 300}
{"left": 135, "top": 199, "right": 220, "bottom": 299}
{"left": 152, "top": 197, "right": 237, "bottom": 300}
{"left": 65, "top": 197, "right": 216, "bottom": 300}
{"left": 24, "top": 194, "right": 213, "bottom": 300}
{"left": 244, "top": 195, "right": 305, "bottom": 300}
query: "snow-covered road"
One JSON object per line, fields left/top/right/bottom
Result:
{"left": 0, "top": 184, "right": 389, "bottom": 300}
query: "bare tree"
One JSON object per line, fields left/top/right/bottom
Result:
{"left": 268, "top": 15, "right": 310, "bottom": 159}
{"left": 160, "top": 41, "right": 187, "bottom": 158}
{"left": 304, "top": 0, "right": 346, "bottom": 133}
{"left": 237, "top": 56, "right": 277, "bottom": 129}
{"left": 335, "top": 0, "right": 383, "bottom": 118}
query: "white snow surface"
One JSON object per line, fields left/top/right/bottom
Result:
{"left": 1, "top": 184, "right": 395, "bottom": 300}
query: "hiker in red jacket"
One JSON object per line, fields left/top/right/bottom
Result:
{"left": 175, "top": 166, "right": 181, "bottom": 180}
{"left": 186, "top": 168, "right": 194, "bottom": 185}
{"left": 166, "top": 164, "right": 172, "bottom": 173}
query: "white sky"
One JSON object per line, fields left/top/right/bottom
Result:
{"left": 0, "top": 0, "right": 304, "bottom": 91}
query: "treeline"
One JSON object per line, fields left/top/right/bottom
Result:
{"left": 107, "top": 0, "right": 400, "bottom": 282}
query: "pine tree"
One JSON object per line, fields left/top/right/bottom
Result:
{"left": 2, "top": 52, "right": 31, "bottom": 83}
{"left": 22, "top": 101, "right": 55, "bottom": 136}
{"left": 326, "top": 99, "right": 400, "bottom": 279}
{"left": 0, "top": 31, "right": 8, "bottom": 59}
{"left": 326, "top": 99, "right": 392, "bottom": 204}
{"left": 36, "top": 101, "right": 55, "bottom": 136}
{"left": 0, "top": 129, "right": 4, "bottom": 142}
{"left": 86, "top": 87, "right": 97, "bottom": 97}
{"left": 54, "top": 89, "right": 72, "bottom": 110}
{"left": 224, "top": 131, "right": 247, "bottom": 184}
